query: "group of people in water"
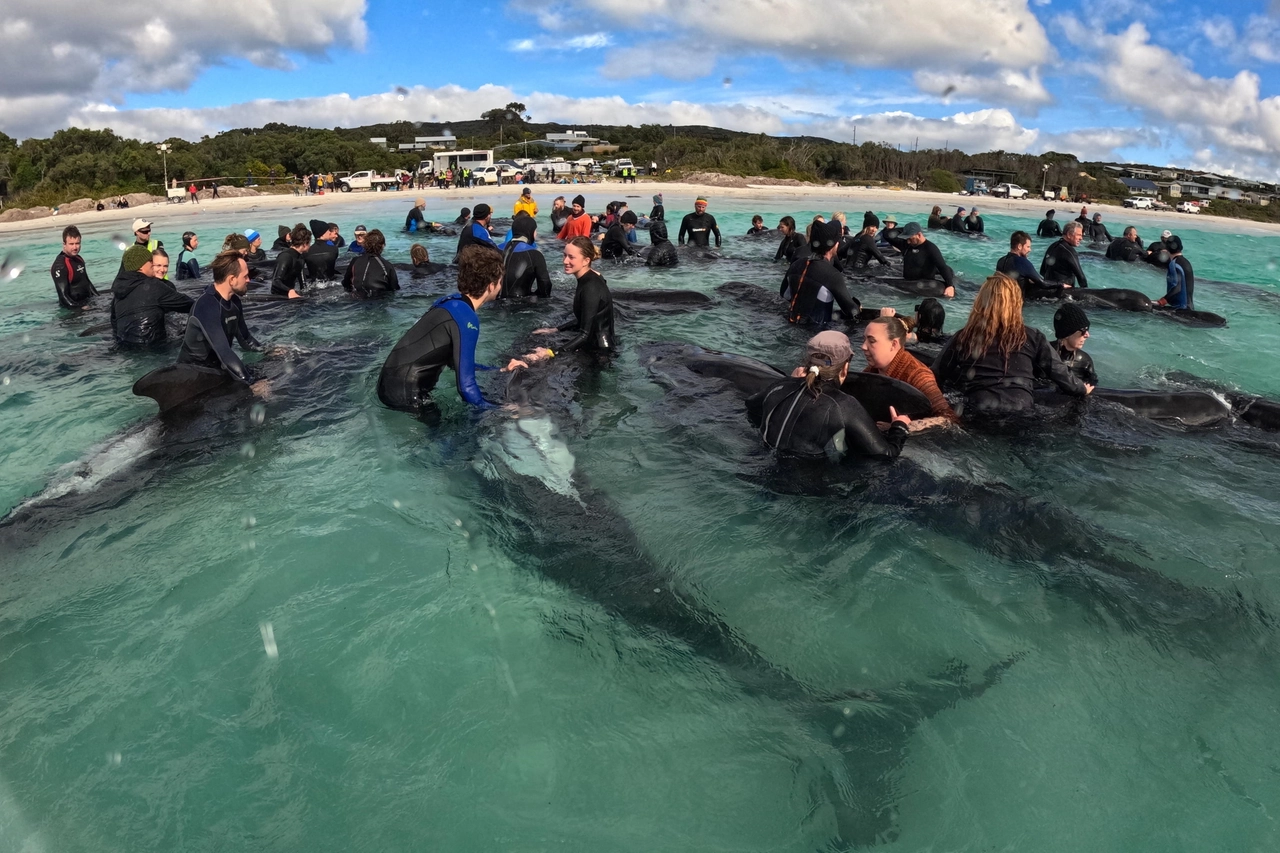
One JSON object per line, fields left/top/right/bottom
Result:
{"left": 46, "top": 192, "right": 1209, "bottom": 465}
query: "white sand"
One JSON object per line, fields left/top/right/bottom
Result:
{"left": 3, "top": 180, "right": 1274, "bottom": 239}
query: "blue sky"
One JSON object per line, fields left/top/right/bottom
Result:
{"left": 4, "top": 0, "right": 1280, "bottom": 180}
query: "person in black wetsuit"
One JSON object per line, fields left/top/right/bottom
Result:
{"left": 746, "top": 330, "right": 911, "bottom": 460}
{"left": 454, "top": 207, "right": 471, "bottom": 226}
{"left": 408, "top": 244, "right": 449, "bottom": 275}
{"left": 1105, "top": 226, "right": 1144, "bottom": 262}
{"left": 500, "top": 215, "right": 552, "bottom": 298}
{"left": 879, "top": 216, "right": 902, "bottom": 246}
{"left": 889, "top": 223, "right": 956, "bottom": 297}
{"left": 1040, "top": 221, "right": 1087, "bottom": 289}
{"left": 601, "top": 210, "right": 641, "bottom": 260}
{"left": 1075, "top": 207, "right": 1090, "bottom": 229}
{"left": 1051, "top": 303, "right": 1097, "bottom": 385}
{"left": 927, "top": 205, "right": 947, "bottom": 230}
{"left": 914, "top": 298, "right": 948, "bottom": 344}
{"left": 678, "top": 197, "right": 721, "bottom": 248}
{"left": 406, "top": 197, "right": 428, "bottom": 232}
{"left": 646, "top": 219, "right": 679, "bottom": 268}
{"left": 305, "top": 222, "right": 340, "bottom": 282}
{"left": 1037, "top": 209, "right": 1062, "bottom": 238}
{"left": 271, "top": 224, "right": 310, "bottom": 298}
{"left": 532, "top": 236, "right": 616, "bottom": 355}
{"left": 932, "top": 273, "right": 1092, "bottom": 416}
{"left": 782, "top": 220, "right": 862, "bottom": 326}
{"left": 178, "top": 250, "right": 265, "bottom": 386}
{"left": 378, "top": 246, "right": 539, "bottom": 414}
{"left": 243, "top": 230, "right": 267, "bottom": 263}
{"left": 455, "top": 203, "right": 498, "bottom": 260}
{"left": 845, "top": 211, "right": 891, "bottom": 272}
{"left": 649, "top": 193, "right": 665, "bottom": 221}
{"left": 1145, "top": 229, "right": 1172, "bottom": 267}
{"left": 949, "top": 207, "right": 967, "bottom": 231}
{"left": 747, "top": 215, "right": 769, "bottom": 236}
{"left": 342, "top": 229, "right": 400, "bottom": 297}
{"left": 110, "top": 245, "right": 194, "bottom": 346}
{"left": 774, "top": 216, "right": 808, "bottom": 263}
{"left": 965, "top": 208, "right": 985, "bottom": 234}
{"left": 1088, "top": 213, "right": 1112, "bottom": 243}
{"left": 996, "top": 230, "right": 1060, "bottom": 300}
{"left": 50, "top": 225, "right": 98, "bottom": 309}
{"left": 175, "top": 232, "right": 200, "bottom": 280}
{"left": 270, "top": 226, "right": 291, "bottom": 251}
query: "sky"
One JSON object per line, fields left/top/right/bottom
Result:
{"left": 4, "top": 0, "right": 1280, "bottom": 180}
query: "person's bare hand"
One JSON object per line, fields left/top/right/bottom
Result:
{"left": 251, "top": 379, "right": 272, "bottom": 399}
{"left": 1083, "top": 383, "right": 1095, "bottom": 395}
{"left": 791, "top": 366, "right": 807, "bottom": 378}
{"left": 889, "top": 405, "right": 912, "bottom": 427}
{"left": 879, "top": 306, "right": 897, "bottom": 317}
{"left": 522, "top": 347, "right": 554, "bottom": 363}
{"left": 943, "top": 286, "right": 956, "bottom": 299}
{"left": 532, "top": 327, "right": 556, "bottom": 335}
{"left": 503, "top": 358, "right": 529, "bottom": 372}
{"left": 287, "top": 289, "right": 301, "bottom": 299}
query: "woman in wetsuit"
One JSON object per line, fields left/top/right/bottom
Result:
{"left": 861, "top": 315, "right": 956, "bottom": 426}
{"left": 176, "top": 232, "right": 200, "bottom": 280}
{"left": 927, "top": 205, "right": 947, "bottom": 230}
{"left": 746, "top": 330, "right": 911, "bottom": 460}
{"left": 774, "top": 216, "right": 808, "bottom": 263}
{"left": 342, "top": 229, "right": 400, "bottom": 296}
{"left": 533, "top": 237, "right": 616, "bottom": 354}
{"left": 932, "top": 273, "right": 1093, "bottom": 416}
{"left": 500, "top": 215, "right": 552, "bottom": 298}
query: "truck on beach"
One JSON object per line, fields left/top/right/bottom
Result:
{"left": 336, "top": 170, "right": 409, "bottom": 192}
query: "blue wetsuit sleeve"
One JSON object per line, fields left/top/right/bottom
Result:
{"left": 451, "top": 311, "right": 495, "bottom": 407}
{"left": 1165, "top": 263, "right": 1185, "bottom": 306}
{"left": 1017, "top": 255, "right": 1046, "bottom": 286}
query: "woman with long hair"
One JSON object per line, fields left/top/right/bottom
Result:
{"left": 932, "top": 273, "right": 1092, "bottom": 415}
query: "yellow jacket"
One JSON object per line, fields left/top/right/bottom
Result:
{"left": 513, "top": 196, "right": 538, "bottom": 217}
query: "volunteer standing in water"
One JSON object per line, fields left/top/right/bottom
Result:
{"left": 178, "top": 250, "right": 265, "bottom": 386}
{"left": 557, "top": 195, "right": 592, "bottom": 240}
{"left": 1040, "top": 221, "right": 1088, "bottom": 289}
{"left": 533, "top": 237, "right": 617, "bottom": 355}
{"left": 678, "top": 197, "right": 722, "bottom": 248}
{"left": 933, "top": 273, "right": 1092, "bottom": 416}
{"left": 1157, "top": 235, "right": 1195, "bottom": 309}
{"left": 861, "top": 315, "right": 956, "bottom": 425}
{"left": 50, "top": 225, "right": 98, "bottom": 309}
{"left": 746, "top": 330, "right": 912, "bottom": 460}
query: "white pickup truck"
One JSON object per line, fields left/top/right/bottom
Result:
{"left": 1177, "top": 201, "right": 1201, "bottom": 214}
{"left": 992, "top": 183, "right": 1029, "bottom": 199}
{"left": 336, "top": 170, "right": 409, "bottom": 192}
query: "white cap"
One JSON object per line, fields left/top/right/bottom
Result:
{"left": 1161, "top": 230, "right": 1172, "bottom": 239}
{"left": 131, "top": 218, "right": 151, "bottom": 232}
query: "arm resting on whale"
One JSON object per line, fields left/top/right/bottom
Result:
{"left": 1033, "top": 333, "right": 1089, "bottom": 396}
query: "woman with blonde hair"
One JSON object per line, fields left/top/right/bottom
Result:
{"left": 932, "top": 273, "right": 1092, "bottom": 415}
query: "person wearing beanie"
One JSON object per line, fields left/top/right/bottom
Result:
{"left": 844, "top": 212, "right": 890, "bottom": 271}
{"left": 243, "top": 229, "right": 267, "bottom": 262}
{"left": 601, "top": 209, "right": 640, "bottom": 260}
{"left": 514, "top": 186, "right": 539, "bottom": 219}
{"left": 678, "top": 197, "right": 721, "bottom": 248}
{"left": 1037, "top": 209, "right": 1062, "bottom": 239}
{"left": 406, "top": 197, "right": 428, "bottom": 232}
{"left": 782, "top": 220, "right": 862, "bottom": 325}
{"left": 887, "top": 222, "right": 956, "bottom": 297}
{"left": 454, "top": 203, "right": 498, "bottom": 260}
{"left": 1040, "top": 221, "right": 1088, "bottom": 289}
{"left": 949, "top": 206, "right": 967, "bottom": 232}
{"left": 454, "top": 207, "right": 472, "bottom": 226}
{"left": 965, "top": 206, "right": 985, "bottom": 234}
{"left": 304, "top": 221, "right": 340, "bottom": 282}
{"left": 927, "top": 205, "right": 946, "bottom": 230}
{"left": 271, "top": 225, "right": 291, "bottom": 251}
{"left": 1076, "top": 206, "right": 1090, "bottom": 227}
{"left": 110, "top": 243, "right": 194, "bottom": 346}
{"left": 745, "top": 329, "right": 912, "bottom": 460}
{"left": 272, "top": 223, "right": 311, "bottom": 298}
{"left": 1088, "top": 212, "right": 1112, "bottom": 243}
{"left": 557, "top": 194, "right": 592, "bottom": 240}
{"left": 500, "top": 214, "right": 552, "bottom": 299}
{"left": 1158, "top": 235, "right": 1194, "bottom": 310}
{"left": 650, "top": 193, "right": 665, "bottom": 221}
{"left": 646, "top": 218, "right": 679, "bottom": 267}
{"left": 1052, "top": 303, "right": 1097, "bottom": 385}
{"left": 996, "top": 230, "right": 1060, "bottom": 300}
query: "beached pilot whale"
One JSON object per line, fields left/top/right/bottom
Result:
{"left": 638, "top": 341, "right": 1272, "bottom": 659}
{"left": 438, "top": 352, "right": 1023, "bottom": 849}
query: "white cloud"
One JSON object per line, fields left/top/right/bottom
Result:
{"left": 1200, "top": 15, "right": 1280, "bottom": 63}
{"left": 509, "top": 39, "right": 537, "bottom": 52}
{"left": 0, "top": 1, "right": 367, "bottom": 104}
{"left": 913, "top": 68, "right": 1054, "bottom": 111}
{"left": 565, "top": 33, "right": 612, "bottom": 49}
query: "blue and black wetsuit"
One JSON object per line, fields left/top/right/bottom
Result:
{"left": 176, "top": 249, "right": 200, "bottom": 281}
{"left": 996, "top": 251, "right": 1061, "bottom": 300}
{"left": 177, "top": 285, "right": 262, "bottom": 382}
{"left": 1164, "top": 256, "right": 1194, "bottom": 309}
{"left": 455, "top": 221, "right": 498, "bottom": 260}
{"left": 406, "top": 206, "right": 427, "bottom": 232}
{"left": 501, "top": 240, "right": 552, "bottom": 299}
{"left": 377, "top": 294, "right": 497, "bottom": 411}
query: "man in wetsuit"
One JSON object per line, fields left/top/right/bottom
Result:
{"left": 889, "top": 223, "right": 956, "bottom": 297}
{"left": 178, "top": 250, "right": 265, "bottom": 386}
{"left": 996, "top": 231, "right": 1059, "bottom": 299}
{"left": 454, "top": 207, "right": 471, "bottom": 226}
{"left": 678, "top": 197, "right": 722, "bottom": 248}
{"left": 406, "top": 197, "right": 428, "bottom": 232}
{"left": 1105, "top": 226, "right": 1144, "bottom": 262}
{"left": 455, "top": 204, "right": 498, "bottom": 260}
{"left": 949, "top": 207, "right": 967, "bottom": 232}
{"left": 118, "top": 218, "right": 156, "bottom": 274}
{"left": 1158, "top": 235, "right": 1194, "bottom": 310}
{"left": 1075, "top": 207, "right": 1090, "bottom": 229}
{"left": 783, "top": 220, "right": 862, "bottom": 325}
{"left": 1037, "top": 210, "right": 1062, "bottom": 238}
{"left": 601, "top": 211, "right": 640, "bottom": 260}
{"left": 271, "top": 224, "right": 310, "bottom": 298}
{"left": 110, "top": 244, "right": 194, "bottom": 346}
{"left": 646, "top": 219, "right": 679, "bottom": 267}
{"left": 1051, "top": 303, "right": 1097, "bottom": 385}
{"left": 965, "top": 207, "right": 985, "bottom": 234}
{"left": 1088, "top": 212, "right": 1113, "bottom": 243}
{"left": 1145, "top": 229, "right": 1172, "bottom": 267}
{"left": 1040, "top": 221, "right": 1088, "bottom": 289}
{"left": 51, "top": 225, "right": 98, "bottom": 309}
{"left": 304, "top": 222, "right": 340, "bottom": 282}
{"left": 377, "top": 245, "right": 535, "bottom": 413}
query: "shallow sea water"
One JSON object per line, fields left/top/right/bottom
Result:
{"left": 3, "top": 191, "right": 1280, "bottom": 851}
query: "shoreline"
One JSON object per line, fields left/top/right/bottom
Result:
{"left": 3, "top": 179, "right": 1276, "bottom": 240}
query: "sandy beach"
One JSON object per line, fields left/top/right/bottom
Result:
{"left": 4, "top": 179, "right": 1277, "bottom": 240}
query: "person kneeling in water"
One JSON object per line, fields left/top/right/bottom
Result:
{"left": 1051, "top": 303, "right": 1097, "bottom": 385}
{"left": 932, "top": 273, "right": 1093, "bottom": 416}
{"left": 342, "top": 229, "right": 400, "bottom": 297}
{"left": 646, "top": 219, "right": 679, "bottom": 267}
{"left": 861, "top": 315, "right": 956, "bottom": 427}
{"left": 377, "top": 246, "right": 539, "bottom": 413}
{"left": 996, "top": 230, "right": 1060, "bottom": 300}
{"left": 913, "top": 298, "right": 948, "bottom": 344}
{"left": 178, "top": 250, "right": 268, "bottom": 394}
{"left": 746, "top": 330, "right": 912, "bottom": 460}
{"left": 783, "top": 220, "right": 861, "bottom": 326}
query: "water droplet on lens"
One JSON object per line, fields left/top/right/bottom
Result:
{"left": 21, "top": 334, "right": 29, "bottom": 344}
{"left": 111, "top": 234, "right": 130, "bottom": 251}
{"left": 454, "top": 519, "right": 462, "bottom": 527}
{"left": 842, "top": 707, "right": 853, "bottom": 716}
{"left": 240, "top": 442, "right": 255, "bottom": 459}
{"left": 243, "top": 514, "right": 256, "bottom": 528}
{"left": 392, "top": 499, "right": 401, "bottom": 509}
{"left": 1, "top": 375, "right": 9, "bottom": 386}
{"left": 106, "top": 751, "right": 122, "bottom": 766}
{"left": 249, "top": 402, "right": 266, "bottom": 426}
{"left": 470, "top": 563, "right": 478, "bottom": 572}
{"left": 832, "top": 724, "right": 846, "bottom": 738}
{"left": 259, "top": 622, "right": 279, "bottom": 659}
{"left": 0, "top": 255, "right": 24, "bottom": 280}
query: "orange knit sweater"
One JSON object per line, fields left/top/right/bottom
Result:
{"left": 866, "top": 348, "right": 957, "bottom": 420}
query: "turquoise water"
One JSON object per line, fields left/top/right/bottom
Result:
{"left": 3, "top": 192, "right": 1280, "bottom": 851}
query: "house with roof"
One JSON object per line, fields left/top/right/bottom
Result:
{"left": 1118, "top": 177, "right": 1158, "bottom": 196}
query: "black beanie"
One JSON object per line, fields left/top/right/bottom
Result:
{"left": 472, "top": 203, "right": 492, "bottom": 220}
{"left": 1046, "top": 209, "right": 1055, "bottom": 218}
{"left": 511, "top": 213, "right": 536, "bottom": 241}
{"left": 650, "top": 220, "right": 669, "bottom": 243}
{"left": 809, "top": 220, "right": 843, "bottom": 254}
{"left": 620, "top": 210, "right": 637, "bottom": 225}
{"left": 862, "top": 210, "right": 880, "bottom": 229}
{"left": 573, "top": 194, "right": 586, "bottom": 208}
{"left": 1165, "top": 235, "right": 1183, "bottom": 254}
{"left": 1054, "top": 303, "right": 1090, "bottom": 339}
{"left": 277, "top": 225, "right": 289, "bottom": 239}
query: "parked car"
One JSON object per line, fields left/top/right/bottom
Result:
{"left": 1124, "top": 196, "right": 1155, "bottom": 209}
{"left": 1177, "top": 201, "right": 1201, "bottom": 214}
{"left": 473, "top": 164, "right": 520, "bottom": 185}
{"left": 992, "top": 183, "right": 1029, "bottom": 199}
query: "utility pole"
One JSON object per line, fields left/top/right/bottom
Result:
{"left": 156, "top": 143, "right": 170, "bottom": 189}
{"left": 1041, "top": 163, "right": 1050, "bottom": 197}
